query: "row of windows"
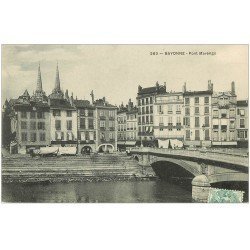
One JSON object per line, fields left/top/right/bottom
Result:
{"left": 79, "top": 109, "right": 94, "bottom": 117}
{"left": 185, "top": 96, "right": 210, "bottom": 105}
{"left": 138, "top": 116, "right": 153, "bottom": 123}
{"left": 100, "top": 120, "right": 115, "bottom": 128}
{"left": 138, "top": 106, "right": 153, "bottom": 114}
{"left": 21, "top": 132, "right": 46, "bottom": 142}
{"left": 183, "top": 116, "right": 210, "bottom": 127}
{"left": 79, "top": 118, "right": 94, "bottom": 129}
{"left": 21, "top": 111, "right": 45, "bottom": 119}
{"left": 157, "top": 104, "right": 182, "bottom": 114}
{"left": 186, "top": 130, "right": 210, "bottom": 140}
{"left": 138, "top": 97, "right": 153, "bottom": 106}
{"left": 185, "top": 106, "right": 210, "bottom": 115}
{"left": 100, "top": 132, "right": 115, "bottom": 140}
{"left": 21, "top": 121, "right": 45, "bottom": 130}
{"left": 212, "top": 131, "right": 236, "bottom": 141}
{"left": 79, "top": 131, "right": 96, "bottom": 141}
{"left": 55, "top": 120, "right": 72, "bottom": 131}
{"left": 99, "top": 110, "right": 115, "bottom": 117}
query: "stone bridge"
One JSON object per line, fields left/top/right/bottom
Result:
{"left": 130, "top": 148, "right": 249, "bottom": 202}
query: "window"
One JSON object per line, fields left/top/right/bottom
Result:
{"left": 213, "top": 125, "right": 219, "bottom": 130}
{"left": 238, "top": 131, "right": 247, "bottom": 139}
{"left": 146, "top": 98, "right": 149, "bottom": 105}
{"left": 150, "top": 106, "right": 153, "bottom": 113}
{"left": 240, "top": 119, "right": 245, "bottom": 128}
{"left": 146, "top": 116, "right": 149, "bottom": 123}
{"left": 229, "top": 121, "right": 235, "bottom": 129}
{"left": 195, "top": 97, "right": 199, "bottom": 104}
{"left": 30, "top": 112, "right": 36, "bottom": 119}
{"left": 195, "top": 130, "right": 200, "bottom": 140}
{"left": 142, "top": 116, "right": 145, "bottom": 124}
{"left": 21, "top": 121, "right": 27, "bottom": 129}
{"left": 142, "top": 99, "right": 145, "bottom": 105}
{"left": 239, "top": 109, "right": 245, "bottom": 116}
{"left": 195, "top": 117, "right": 200, "bottom": 127}
{"left": 67, "top": 120, "right": 72, "bottom": 130}
{"left": 88, "top": 110, "right": 94, "bottom": 117}
{"left": 229, "top": 131, "right": 235, "bottom": 141}
{"left": 38, "top": 122, "right": 45, "bottom": 130}
{"left": 195, "top": 107, "right": 199, "bottom": 114}
{"left": 40, "top": 133, "right": 46, "bottom": 141}
{"left": 213, "top": 110, "right": 219, "bottom": 118}
{"left": 142, "top": 107, "right": 145, "bottom": 114}
{"left": 109, "top": 110, "right": 115, "bottom": 117}
{"left": 37, "top": 112, "right": 45, "bottom": 119}
{"left": 109, "top": 120, "right": 115, "bottom": 128}
{"left": 229, "top": 109, "right": 235, "bottom": 118}
{"left": 204, "top": 96, "right": 209, "bottom": 104}
{"left": 176, "top": 105, "right": 181, "bottom": 113}
{"left": 221, "top": 125, "right": 227, "bottom": 131}
{"left": 204, "top": 106, "right": 209, "bottom": 114}
{"left": 168, "top": 105, "right": 173, "bottom": 113}
{"left": 30, "top": 132, "right": 37, "bottom": 142}
{"left": 89, "top": 119, "right": 94, "bottom": 129}
{"left": 185, "top": 97, "right": 190, "bottom": 105}
{"left": 221, "top": 109, "right": 227, "bottom": 118}
{"left": 109, "top": 132, "right": 114, "bottom": 140}
{"left": 67, "top": 111, "right": 72, "bottom": 117}
{"left": 80, "top": 118, "right": 85, "bottom": 129}
{"left": 138, "top": 117, "right": 141, "bottom": 124}
{"left": 176, "top": 116, "right": 181, "bottom": 126}
{"left": 80, "top": 109, "right": 85, "bottom": 116}
{"left": 205, "top": 129, "right": 210, "bottom": 140}
{"left": 100, "top": 120, "right": 105, "bottom": 128}
{"left": 184, "top": 117, "right": 190, "bottom": 126}
{"left": 150, "top": 97, "right": 153, "bottom": 104}
{"left": 150, "top": 115, "right": 153, "bottom": 123}
{"left": 21, "top": 132, "right": 27, "bottom": 141}
{"left": 205, "top": 116, "right": 209, "bottom": 127}
{"left": 186, "top": 130, "right": 190, "bottom": 140}
{"left": 21, "top": 111, "right": 27, "bottom": 118}
{"left": 53, "top": 110, "right": 61, "bottom": 116}
{"left": 30, "top": 121, "right": 36, "bottom": 130}
{"left": 146, "top": 106, "right": 149, "bottom": 114}
{"left": 55, "top": 120, "right": 61, "bottom": 130}
{"left": 185, "top": 107, "right": 190, "bottom": 116}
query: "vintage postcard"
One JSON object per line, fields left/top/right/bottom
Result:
{"left": 1, "top": 44, "right": 248, "bottom": 203}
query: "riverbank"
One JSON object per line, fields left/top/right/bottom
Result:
{"left": 1, "top": 153, "right": 157, "bottom": 183}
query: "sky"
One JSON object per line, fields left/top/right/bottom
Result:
{"left": 1, "top": 45, "right": 248, "bottom": 106}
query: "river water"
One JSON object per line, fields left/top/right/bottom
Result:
{"left": 2, "top": 180, "right": 192, "bottom": 203}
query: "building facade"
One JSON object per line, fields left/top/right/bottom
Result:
{"left": 154, "top": 91, "right": 184, "bottom": 147}
{"left": 74, "top": 99, "right": 97, "bottom": 154}
{"left": 95, "top": 97, "right": 117, "bottom": 152}
{"left": 137, "top": 82, "right": 166, "bottom": 146}
{"left": 211, "top": 82, "right": 237, "bottom": 147}
{"left": 236, "top": 100, "right": 248, "bottom": 147}
{"left": 183, "top": 82, "right": 213, "bottom": 147}
{"left": 10, "top": 64, "right": 51, "bottom": 153}
{"left": 117, "top": 106, "right": 127, "bottom": 151}
{"left": 49, "top": 64, "right": 77, "bottom": 146}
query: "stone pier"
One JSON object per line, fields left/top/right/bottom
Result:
{"left": 192, "top": 175, "right": 211, "bottom": 203}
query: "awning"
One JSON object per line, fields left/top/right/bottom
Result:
{"left": 117, "top": 141, "right": 126, "bottom": 145}
{"left": 125, "top": 141, "right": 136, "bottom": 146}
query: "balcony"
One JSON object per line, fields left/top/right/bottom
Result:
{"left": 99, "top": 116, "right": 106, "bottom": 120}
{"left": 109, "top": 116, "right": 115, "bottom": 120}
{"left": 109, "top": 127, "right": 115, "bottom": 131}
{"left": 100, "top": 127, "right": 106, "bottom": 131}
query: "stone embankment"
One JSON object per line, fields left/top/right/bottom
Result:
{"left": 2, "top": 153, "right": 156, "bottom": 183}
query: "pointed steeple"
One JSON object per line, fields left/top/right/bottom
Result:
{"left": 36, "top": 62, "right": 43, "bottom": 92}
{"left": 55, "top": 62, "right": 61, "bottom": 91}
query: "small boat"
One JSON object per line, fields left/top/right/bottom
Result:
{"left": 58, "top": 147, "right": 77, "bottom": 156}
{"left": 39, "top": 147, "right": 59, "bottom": 156}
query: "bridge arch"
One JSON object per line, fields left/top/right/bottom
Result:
{"left": 149, "top": 157, "right": 201, "bottom": 177}
{"left": 208, "top": 172, "right": 248, "bottom": 184}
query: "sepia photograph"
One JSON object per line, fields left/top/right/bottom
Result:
{"left": 1, "top": 44, "right": 248, "bottom": 203}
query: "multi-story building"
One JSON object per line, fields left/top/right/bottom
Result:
{"left": 74, "top": 99, "right": 97, "bottom": 153}
{"left": 95, "top": 97, "right": 117, "bottom": 152}
{"left": 10, "top": 64, "right": 51, "bottom": 153}
{"left": 154, "top": 91, "right": 184, "bottom": 147}
{"left": 183, "top": 81, "right": 213, "bottom": 147}
{"left": 48, "top": 64, "right": 77, "bottom": 146}
{"left": 126, "top": 99, "right": 138, "bottom": 146}
{"left": 211, "top": 82, "right": 237, "bottom": 147}
{"left": 236, "top": 100, "right": 248, "bottom": 147}
{"left": 137, "top": 82, "right": 166, "bottom": 146}
{"left": 117, "top": 104, "right": 127, "bottom": 151}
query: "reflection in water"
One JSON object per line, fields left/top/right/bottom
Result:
{"left": 2, "top": 180, "right": 192, "bottom": 203}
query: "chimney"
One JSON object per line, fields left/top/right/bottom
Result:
{"left": 183, "top": 82, "right": 187, "bottom": 93}
{"left": 103, "top": 97, "right": 106, "bottom": 103}
{"left": 231, "top": 81, "right": 235, "bottom": 95}
{"left": 65, "top": 89, "right": 69, "bottom": 100}
{"left": 90, "top": 90, "right": 94, "bottom": 104}
{"left": 70, "top": 93, "right": 74, "bottom": 106}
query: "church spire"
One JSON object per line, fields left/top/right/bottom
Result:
{"left": 36, "top": 62, "right": 43, "bottom": 92}
{"left": 55, "top": 62, "right": 61, "bottom": 91}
